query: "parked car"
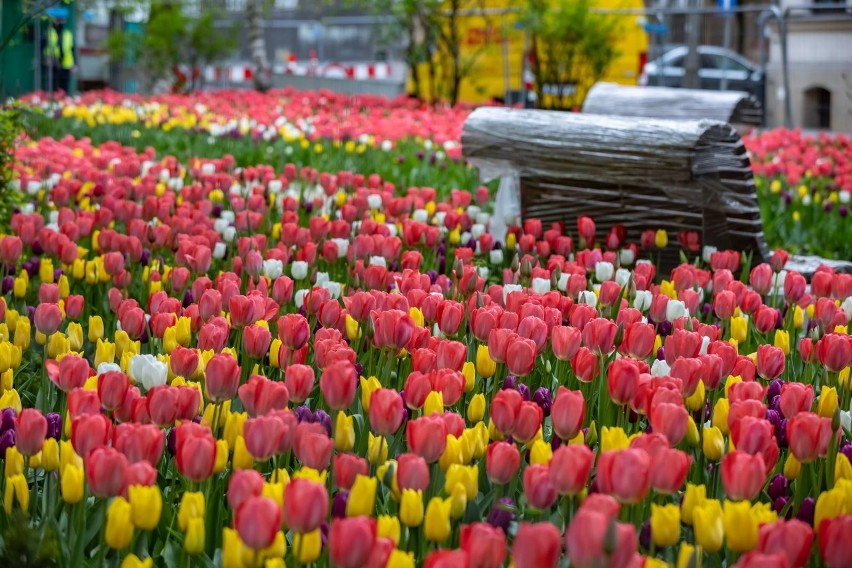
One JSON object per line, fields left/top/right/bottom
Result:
{"left": 639, "top": 45, "right": 764, "bottom": 97}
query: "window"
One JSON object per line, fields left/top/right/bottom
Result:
{"left": 803, "top": 87, "right": 832, "bottom": 129}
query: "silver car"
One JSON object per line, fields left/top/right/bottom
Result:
{"left": 639, "top": 45, "right": 764, "bottom": 96}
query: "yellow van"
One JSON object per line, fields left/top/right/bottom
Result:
{"left": 410, "top": 0, "right": 649, "bottom": 106}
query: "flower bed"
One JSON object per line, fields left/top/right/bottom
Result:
{"left": 0, "top": 130, "right": 850, "bottom": 567}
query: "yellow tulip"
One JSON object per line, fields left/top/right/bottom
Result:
{"left": 346, "top": 475, "right": 378, "bottom": 517}
{"left": 163, "top": 327, "right": 178, "bottom": 354}
{"left": 439, "top": 435, "right": 464, "bottom": 472}
{"left": 13, "top": 317, "right": 30, "bottom": 350}
{"left": 0, "top": 388, "right": 22, "bottom": 414}
{"left": 292, "top": 529, "right": 321, "bottom": 564}
{"left": 651, "top": 503, "right": 680, "bottom": 547}
{"left": 693, "top": 499, "right": 724, "bottom": 553}
{"left": 120, "top": 554, "right": 154, "bottom": 568}
{"left": 424, "top": 497, "right": 452, "bottom": 543}
{"left": 476, "top": 344, "right": 496, "bottom": 378}
{"left": 95, "top": 339, "right": 116, "bottom": 368}
{"left": 334, "top": 411, "right": 355, "bottom": 452}
{"left": 345, "top": 315, "right": 360, "bottom": 342}
{"left": 213, "top": 440, "right": 228, "bottom": 474}
{"left": 712, "top": 397, "right": 730, "bottom": 435}
{"left": 3, "top": 473, "right": 29, "bottom": 514}
{"left": 13, "top": 276, "right": 27, "bottom": 298}
{"left": 175, "top": 316, "right": 191, "bottom": 346}
{"left": 184, "top": 517, "right": 205, "bottom": 555}
{"left": 129, "top": 485, "right": 162, "bottom": 531}
{"left": 58, "top": 275, "right": 70, "bottom": 299}
{"left": 177, "top": 492, "right": 206, "bottom": 532}
{"left": 655, "top": 229, "right": 668, "bottom": 248}
{"left": 233, "top": 435, "right": 254, "bottom": 470}
{"left": 262, "top": 481, "right": 285, "bottom": 509}
{"left": 41, "top": 437, "right": 60, "bottom": 472}
{"left": 88, "top": 315, "right": 105, "bottom": 343}
{"left": 703, "top": 426, "right": 725, "bottom": 461}
{"left": 601, "top": 426, "right": 630, "bottom": 452}
{"left": 447, "top": 483, "right": 467, "bottom": 520}
{"left": 685, "top": 380, "right": 705, "bottom": 412}
{"left": 686, "top": 416, "right": 700, "bottom": 447}
{"left": 836, "top": 453, "right": 852, "bottom": 483}
{"left": 444, "top": 464, "right": 478, "bottom": 500}
{"left": 40, "top": 258, "right": 54, "bottom": 283}
{"left": 367, "top": 433, "right": 388, "bottom": 466}
{"left": 774, "top": 330, "right": 790, "bottom": 355}
{"left": 400, "top": 489, "right": 424, "bottom": 527}
{"left": 677, "top": 544, "right": 698, "bottom": 568}
{"left": 222, "top": 409, "right": 244, "bottom": 450}
{"left": 814, "top": 487, "right": 846, "bottom": 533}
{"left": 360, "top": 376, "right": 381, "bottom": 411}
{"left": 462, "top": 361, "right": 475, "bottom": 393}
{"left": 731, "top": 316, "right": 748, "bottom": 343}
{"left": 408, "top": 307, "right": 424, "bottom": 327}
{"left": 529, "top": 439, "right": 552, "bottom": 465}
{"left": 784, "top": 453, "right": 801, "bottom": 480}
{"left": 377, "top": 515, "right": 401, "bottom": 545}
{"left": 817, "top": 387, "right": 838, "bottom": 419}
{"left": 681, "top": 483, "right": 706, "bottom": 525}
{"left": 423, "top": 390, "right": 444, "bottom": 416}
{"left": 467, "top": 393, "right": 485, "bottom": 423}
{"left": 723, "top": 500, "right": 758, "bottom": 553}
{"left": 106, "top": 497, "right": 134, "bottom": 549}
{"left": 66, "top": 322, "right": 83, "bottom": 351}
{"left": 60, "top": 463, "right": 84, "bottom": 504}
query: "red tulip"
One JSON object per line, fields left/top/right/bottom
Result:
{"left": 97, "top": 371, "right": 129, "bottom": 412}
{"left": 819, "top": 515, "right": 852, "bottom": 568}
{"left": 506, "top": 337, "right": 537, "bottom": 377}
{"left": 649, "top": 447, "right": 691, "bottom": 494}
{"left": 734, "top": 552, "right": 791, "bottom": 568}
{"left": 485, "top": 441, "right": 520, "bottom": 485}
{"left": 284, "top": 364, "right": 314, "bottom": 403}
{"left": 71, "top": 413, "right": 111, "bottom": 458}
{"left": 64, "top": 295, "right": 84, "bottom": 320}
{"left": 524, "top": 464, "right": 557, "bottom": 509}
{"left": 244, "top": 415, "right": 286, "bottom": 461}
{"left": 235, "top": 497, "right": 281, "bottom": 550}
{"left": 294, "top": 422, "right": 333, "bottom": 471}
{"left": 780, "top": 382, "right": 814, "bottom": 419}
{"left": 596, "top": 449, "right": 650, "bottom": 504}
{"left": 330, "top": 517, "right": 377, "bottom": 568}
{"left": 205, "top": 353, "right": 240, "bottom": 402}
{"left": 85, "top": 446, "right": 128, "bottom": 498}
{"left": 14, "top": 408, "right": 47, "bottom": 456}
{"left": 664, "top": 329, "right": 702, "bottom": 365}
{"left": 119, "top": 306, "right": 147, "bottom": 340}
{"left": 406, "top": 414, "right": 447, "bottom": 464}
{"left": 369, "top": 388, "right": 405, "bottom": 436}
{"left": 787, "top": 412, "right": 833, "bottom": 464}
{"left": 243, "top": 325, "right": 272, "bottom": 359}
{"left": 757, "top": 344, "right": 785, "bottom": 380}
{"left": 113, "top": 423, "right": 164, "bottom": 466}
{"left": 228, "top": 469, "right": 264, "bottom": 511}
{"left": 334, "top": 453, "right": 369, "bottom": 491}
{"left": 582, "top": 318, "right": 617, "bottom": 354}
{"left": 577, "top": 215, "right": 596, "bottom": 244}
{"left": 512, "top": 522, "right": 562, "bottom": 568}
{"left": 783, "top": 272, "right": 807, "bottom": 304}
{"left": 669, "top": 357, "right": 703, "bottom": 397}
{"left": 566, "top": 507, "right": 638, "bottom": 568}
{"left": 549, "top": 444, "right": 593, "bottom": 496}
{"left": 757, "top": 519, "right": 813, "bottom": 568}
{"left": 436, "top": 300, "right": 464, "bottom": 336}
{"left": 460, "top": 522, "right": 507, "bottom": 568}
{"left": 34, "top": 303, "right": 62, "bottom": 335}
{"left": 238, "top": 374, "right": 289, "bottom": 418}
{"left": 514, "top": 401, "right": 544, "bottom": 443}
{"left": 731, "top": 416, "right": 774, "bottom": 456}
{"left": 470, "top": 307, "right": 499, "bottom": 343}
{"left": 816, "top": 334, "right": 852, "bottom": 373}
{"left": 753, "top": 305, "right": 778, "bottom": 334}
{"left": 371, "top": 309, "right": 414, "bottom": 351}
{"left": 649, "top": 402, "right": 689, "bottom": 446}
{"left": 278, "top": 313, "right": 310, "bottom": 350}
{"left": 403, "top": 371, "right": 432, "bottom": 409}
{"left": 487, "top": 328, "right": 514, "bottom": 364}
{"left": 518, "top": 316, "right": 548, "bottom": 354}
{"left": 435, "top": 340, "right": 466, "bottom": 372}
{"left": 49, "top": 354, "right": 90, "bottom": 393}
{"left": 572, "top": 347, "right": 600, "bottom": 383}
{"left": 552, "top": 325, "right": 582, "bottom": 361}
{"left": 175, "top": 422, "right": 216, "bottom": 483}
{"left": 607, "top": 358, "right": 640, "bottom": 406}
{"left": 750, "top": 263, "right": 773, "bottom": 295}
{"left": 126, "top": 461, "right": 157, "bottom": 487}
{"left": 721, "top": 451, "right": 766, "bottom": 500}
{"left": 491, "top": 389, "right": 523, "bottom": 435}
{"left": 551, "top": 386, "right": 585, "bottom": 441}
{"left": 620, "top": 322, "right": 655, "bottom": 359}
{"left": 714, "top": 290, "right": 737, "bottom": 319}
{"left": 283, "top": 478, "right": 328, "bottom": 533}
{"left": 320, "top": 360, "right": 357, "bottom": 410}
{"left": 0, "top": 236, "right": 22, "bottom": 263}
{"left": 397, "top": 453, "right": 430, "bottom": 491}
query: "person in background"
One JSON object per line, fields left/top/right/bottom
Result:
{"left": 44, "top": 17, "right": 75, "bottom": 94}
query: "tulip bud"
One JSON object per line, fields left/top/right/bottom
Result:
{"left": 399, "top": 489, "right": 424, "bottom": 527}
{"left": 106, "top": 497, "right": 133, "bottom": 549}
{"left": 467, "top": 393, "right": 485, "bottom": 423}
{"left": 702, "top": 426, "right": 724, "bottom": 461}
{"left": 784, "top": 453, "right": 801, "bottom": 480}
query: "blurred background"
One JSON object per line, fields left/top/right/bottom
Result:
{"left": 1, "top": 0, "right": 850, "bottom": 130}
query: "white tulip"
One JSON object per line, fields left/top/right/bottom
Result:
{"left": 619, "top": 248, "right": 635, "bottom": 266}
{"left": 579, "top": 290, "right": 597, "bottom": 307}
{"left": 291, "top": 261, "right": 308, "bottom": 280}
{"left": 595, "top": 261, "right": 614, "bottom": 282}
{"left": 213, "top": 242, "right": 227, "bottom": 259}
{"left": 503, "top": 284, "right": 523, "bottom": 304}
{"left": 294, "top": 289, "right": 309, "bottom": 308}
{"left": 222, "top": 227, "right": 237, "bottom": 242}
{"left": 315, "top": 272, "right": 330, "bottom": 286}
{"left": 130, "top": 354, "right": 168, "bottom": 390}
{"left": 331, "top": 238, "right": 349, "bottom": 258}
{"left": 666, "top": 300, "right": 688, "bottom": 322}
{"left": 840, "top": 297, "right": 852, "bottom": 320}
{"left": 262, "top": 259, "right": 284, "bottom": 280}
{"left": 268, "top": 180, "right": 283, "bottom": 193}
{"left": 557, "top": 273, "right": 569, "bottom": 292}
{"left": 413, "top": 209, "right": 429, "bottom": 223}
{"left": 699, "top": 335, "right": 710, "bottom": 355}
{"left": 531, "top": 277, "right": 550, "bottom": 295}
{"left": 651, "top": 359, "right": 671, "bottom": 377}
{"left": 220, "top": 210, "right": 236, "bottom": 223}
{"left": 369, "top": 256, "right": 387, "bottom": 268}
{"left": 477, "top": 267, "right": 490, "bottom": 280}
{"left": 97, "top": 362, "right": 122, "bottom": 376}
{"left": 367, "top": 194, "right": 383, "bottom": 210}
{"left": 489, "top": 249, "right": 504, "bottom": 265}
{"left": 702, "top": 246, "right": 718, "bottom": 264}
{"left": 615, "top": 268, "right": 631, "bottom": 287}
{"left": 321, "top": 281, "right": 342, "bottom": 299}
{"left": 213, "top": 218, "right": 230, "bottom": 233}
{"left": 471, "top": 224, "right": 486, "bottom": 240}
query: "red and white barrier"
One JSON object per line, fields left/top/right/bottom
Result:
{"left": 197, "top": 61, "right": 394, "bottom": 84}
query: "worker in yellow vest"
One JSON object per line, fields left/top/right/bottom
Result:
{"left": 44, "top": 18, "right": 75, "bottom": 94}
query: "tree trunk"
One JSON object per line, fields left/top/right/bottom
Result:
{"left": 406, "top": 22, "right": 421, "bottom": 100}
{"left": 247, "top": 0, "right": 271, "bottom": 92}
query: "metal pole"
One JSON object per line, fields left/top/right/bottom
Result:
{"left": 683, "top": 0, "right": 701, "bottom": 89}
{"left": 720, "top": 12, "right": 733, "bottom": 90}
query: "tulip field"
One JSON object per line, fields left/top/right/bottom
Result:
{"left": 0, "top": 89, "right": 851, "bottom": 568}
